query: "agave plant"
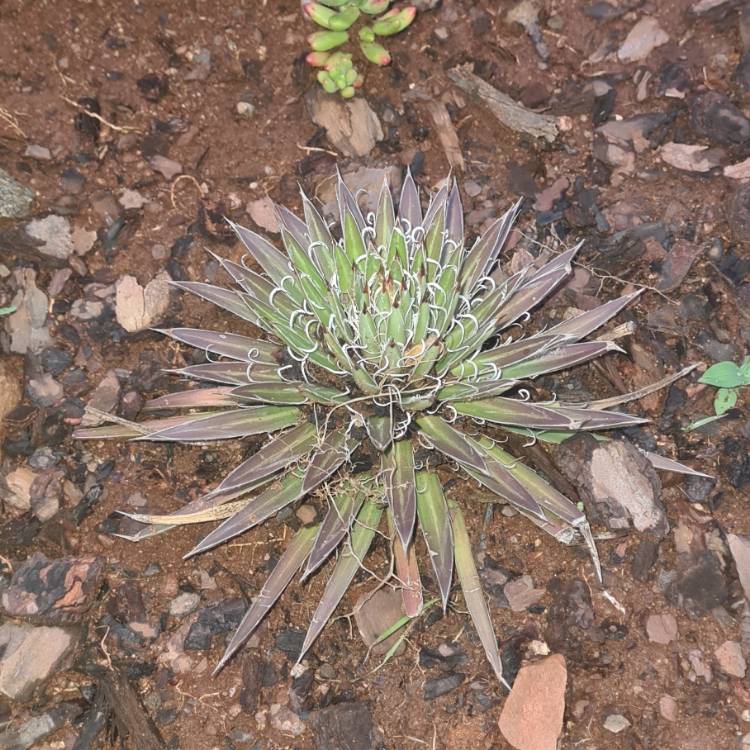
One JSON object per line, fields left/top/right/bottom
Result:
{"left": 304, "top": 1, "right": 416, "bottom": 98}
{"left": 76, "top": 171, "right": 701, "bottom": 683}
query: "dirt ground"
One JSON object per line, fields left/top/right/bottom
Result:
{"left": 2, "top": 0, "right": 750, "bottom": 748}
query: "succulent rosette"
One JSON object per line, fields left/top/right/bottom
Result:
{"left": 77, "top": 172, "right": 702, "bottom": 681}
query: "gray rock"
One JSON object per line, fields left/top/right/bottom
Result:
{"left": 306, "top": 88, "right": 383, "bottom": 158}
{"left": 0, "top": 702, "right": 81, "bottom": 750}
{"left": 2, "top": 467, "right": 36, "bottom": 513}
{"left": 24, "top": 144, "right": 52, "bottom": 160}
{"left": 423, "top": 672, "right": 465, "bottom": 700}
{"left": 729, "top": 184, "right": 750, "bottom": 244}
{"left": 81, "top": 370, "right": 121, "bottom": 426}
{"left": 169, "top": 592, "right": 201, "bottom": 617}
{"left": 115, "top": 271, "right": 172, "bottom": 332}
{"left": 25, "top": 214, "right": 74, "bottom": 260}
{"left": 728, "top": 533, "right": 750, "bottom": 600}
{"left": 0, "top": 168, "right": 34, "bottom": 218}
{"left": 149, "top": 155, "right": 182, "bottom": 180}
{"left": 660, "top": 142, "right": 722, "bottom": 173}
{"left": 691, "top": 91, "right": 750, "bottom": 146}
{"left": 604, "top": 713, "right": 631, "bottom": 733}
{"left": 309, "top": 701, "right": 380, "bottom": 750}
{"left": 6, "top": 269, "right": 52, "bottom": 354}
{"left": 715, "top": 640, "right": 746, "bottom": 677}
{"left": 617, "top": 16, "right": 669, "bottom": 63}
{"left": 555, "top": 436, "right": 667, "bottom": 536}
{"left": 0, "top": 622, "right": 78, "bottom": 700}
{"left": 26, "top": 373, "right": 63, "bottom": 407}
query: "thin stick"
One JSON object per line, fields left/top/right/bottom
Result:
{"left": 59, "top": 95, "right": 141, "bottom": 134}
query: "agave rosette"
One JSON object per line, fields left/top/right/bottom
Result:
{"left": 76, "top": 172, "right": 698, "bottom": 682}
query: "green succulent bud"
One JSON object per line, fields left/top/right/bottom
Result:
{"left": 358, "top": 0, "right": 390, "bottom": 13}
{"left": 372, "top": 6, "right": 416, "bottom": 36}
{"left": 306, "top": 51, "right": 331, "bottom": 67}
{"left": 318, "top": 0, "right": 350, "bottom": 7}
{"left": 341, "top": 85, "right": 356, "bottom": 98}
{"left": 317, "top": 70, "right": 339, "bottom": 93}
{"left": 329, "top": 5, "right": 360, "bottom": 30}
{"left": 308, "top": 30, "right": 349, "bottom": 51}
{"left": 360, "top": 39, "right": 391, "bottom": 66}
{"left": 358, "top": 26, "right": 376, "bottom": 43}
{"left": 303, "top": 2, "right": 337, "bottom": 29}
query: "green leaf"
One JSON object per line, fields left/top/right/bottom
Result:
{"left": 684, "top": 414, "right": 727, "bottom": 432}
{"left": 0, "top": 305, "right": 16, "bottom": 316}
{"left": 740, "top": 356, "right": 750, "bottom": 383}
{"left": 448, "top": 498, "right": 506, "bottom": 687}
{"left": 714, "top": 387, "right": 738, "bottom": 416}
{"left": 699, "top": 361, "right": 745, "bottom": 388}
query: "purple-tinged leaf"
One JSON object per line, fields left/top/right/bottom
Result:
{"left": 385, "top": 440, "right": 417, "bottom": 551}
{"left": 217, "top": 422, "right": 319, "bottom": 493}
{"left": 301, "top": 431, "right": 357, "bottom": 495}
{"left": 231, "top": 382, "right": 347, "bottom": 406}
{"left": 445, "top": 180, "right": 464, "bottom": 247}
{"left": 142, "top": 406, "right": 300, "bottom": 442}
{"left": 398, "top": 167, "right": 422, "bottom": 233}
{"left": 214, "top": 523, "right": 319, "bottom": 673}
{"left": 415, "top": 471, "right": 453, "bottom": 612}
{"left": 302, "top": 482, "right": 367, "bottom": 580}
{"left": 171, "top": 281, "right": 260, "bottom": 326}
{"left": 448, "top": 498, "right": 506, "bottom": 687}
{"left": 387, "top": 506, "right": 423, "bottom": 617}
{"left": 460, "top": 199, "right": 522, "bottom": 294}
{"left": 144, "top": 387, "right": 236, "bottom": 411}
{"left": 297, "top": 499, "right": 383, "bottom": 663}
{"left": 227, "top": 219, "right": 294, "bottom": 290}
{"left": 171, "top": 361, "right": 283, "bottom": 386}
{"left": 74, "top": 412, "right": 211, "bottom": 440}
{"left": 437, "top": 379, "right": 519, "bottom": 402}
{"left": 500, "top": 341, "right": 622, "bottom": 380}
{"left": 276, "top": 204, "right": 310, "bottom": 250}
{"left": 452, "top": 397, "right": 648, "bottom": 431}
{"left": 336, "top": 172, "right": 366, "bottom": 232}
{"left": 158, "top": 328, "right": 280, "bottom": 363}
{"left": 365, "top": 414, "right": 393, "bottom": 452}
{"left": 642, "top": 450, "right": 713, "bottom": 479}
{"left": 545, "top": 289, "right": 642, "bottom": 340}
{"left": 415, "top": 416, "right": 488, "bottom": 473}
{"left": 186, "top": 473, "right": 305, "bottom": 557}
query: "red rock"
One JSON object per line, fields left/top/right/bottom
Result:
{"left": 499, "top": 654, "right": 567, "bottom": 750}
{"left": 646, "top": 613, "right": 678, "bottom": 644}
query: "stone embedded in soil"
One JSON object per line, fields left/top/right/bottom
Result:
{"left": 3, "top": 466, "right": 35, "bottom": 513}
{"left": 659, "top": 694, "right": 678, "bottom": 721}
{"left": 729, "top": 184, "right": 750, "bottom": 244}
{"left": 0, "top": 701, "right": 81, "bottom": 749}
{"left": 115, "top": 271, "right": 172, "bottom": 332}
{"left": 26, "top": 372, "right": 63, "bottom": 407}
{"left": 503, "top": 575, "right": 545, "bottom": 612}
{"left": 25, "top": 214, "right": 75, "bottom": 260}
{"left": 690, "top": 91, "right": 750, "bottom": 146}
{"left": 423, "top": 672, "right": 465, "bottom": 700}
{"left": 617, "top": 16, "right": 669, "bottom": 63}
{"left": 354, "top": 587, "right": 407, "bottom": 656}
{"left": 725, "top": 157, "right": 750, "bottom": 182}
{"left": 30, "top": 467, "right": 64, "bottom": 522}
{"left": 646, "top": 613, "right": 678, "bottom": 644}
{"left": 0, "top": 167, "right": 34, "bottom": 218}
{"left": 149, "top": 155, "right": 182, "bottom": 180}
{"left": 728, "top": 534, "right": 750, "bottom": 600}
{"left": 604, "top": 713, "right": 631, "bottom": 733}
{"left": 6, "top": 268, "right": 52, "bottom": 354}
{"left": 305, "top": 87, "right": 383, "bottom": 158}
{"left": 269, "top": 704, "right": 305, "bottom": 737}
{"left": 247, "top": 196, "right": 279, "bottom": 234}
{"left": 659, "top": 142, "right": 722, "bottom": 173}
{"left": 309, "top": 701, "right": 379, "bottom": 750}
{"left": 688, "top": 649, "right": 712, "bottom": 682}
{"left": 119, "top": 188, "right": 146, "bottom": 210}
{"left": 183, "top": 598, "right": 244, "bottom": 651}
{"left": 169, "top": 591, "right": 201, "bottom": 618}
{"left": 1, "top": 552, "right": 104, "bottom": 622}
{"left": 499, "top": 654, "right": 567, "bottom": 750}
{"left": 0, "top": 622, "right": 78, "bottom": 700}
{"left": 715, "top": 640, "right": 746, "bottom": 677}
{"left": 81, "top": 370, "right": 121, "bottom": 426}
{"left": 555, "top": 436, "right": 667, "bottom": 536}
{"left": 656, "top": 240, "right": 703, "bottom": 292}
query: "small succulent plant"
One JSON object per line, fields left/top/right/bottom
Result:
{"left": 303, "top": 1, "right": 416, "bottom": 98}
{"left": 77, "top": 172, "right": 699, "bottom": 682}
